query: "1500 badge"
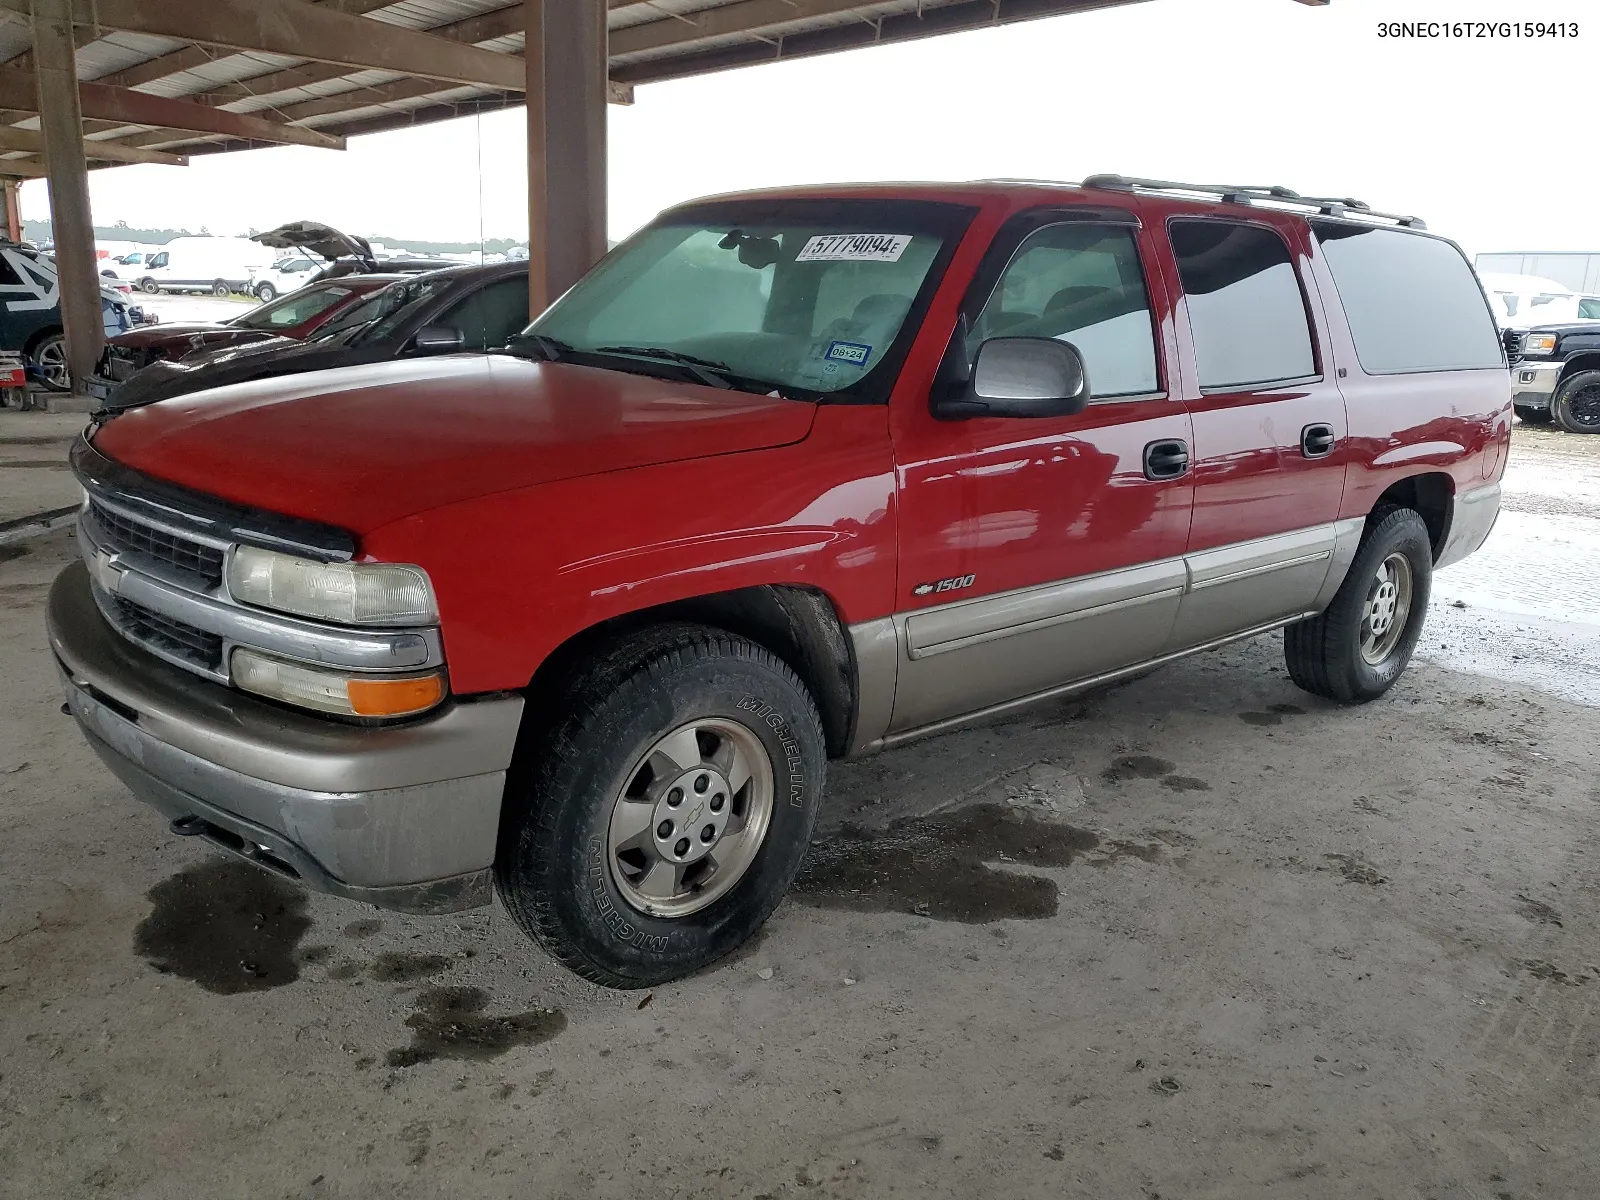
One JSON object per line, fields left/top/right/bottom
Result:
{"left": 912, "top": 574, "right": 976, "bottom": 598}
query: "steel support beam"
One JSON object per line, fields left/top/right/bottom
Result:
{"left": 525, "top": 0, "right": 607, "bottom": 315}
{"left": 0, "top": 67, "right": 345, "bottom": 148}
{"left": 30, "top": 0, "right": 100, "bottom": 394}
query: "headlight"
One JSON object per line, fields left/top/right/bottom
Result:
{"left": 1523, "top": 332, "right": 1557, "bottom": 356}
{"left": 226, "top": 545, "right": 437, "bottom": 626}
{"left": 231, "top": 648, "right": 445, "bottom": 718}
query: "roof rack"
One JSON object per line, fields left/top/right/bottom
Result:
{"left": 1080, "top": 174, "right": 1427, "bottom": 230}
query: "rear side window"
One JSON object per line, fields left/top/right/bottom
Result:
{"left": 1314, "top": 223, "right": 1501, "bottom": 373}
{"left": 1170, "top": 220, "right": 1316, "bottom": 390}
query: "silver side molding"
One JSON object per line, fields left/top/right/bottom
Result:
{"left": 869, "top": 611, "right": 1318, "bottom": 753}
{"left": 845, "top": 519, "right": 1361, "bottom": 756}
{"left": 1436, "top": 482, "right": 1501, "bottom": 571}
{"left": 906, "top": 557, "right": 1186, "bottom": 659}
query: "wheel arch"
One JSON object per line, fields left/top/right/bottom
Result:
{"left": 21, "top": 323, "right": 63, "bottom": 358}
{"left": 519, "top": 584, "right": 858, "bottom": 761}
{"left": 1556, "top": 352, "right": 1600, "bottom": 384}
{"left": 1370, "top": 471, "right": 1454, "bottom": 560}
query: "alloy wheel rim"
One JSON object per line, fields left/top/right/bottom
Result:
{"left": 606, "top": 717, "right": 774, "bottom": 918}
{"left": 1568, "top": 383, "right": 1600, "bottom": 427}
{"left": 1360, "top": 552, "right": 1413, "bottom": 665}
{"left": 34, "top": 338, "right": 68, "bottom": 388}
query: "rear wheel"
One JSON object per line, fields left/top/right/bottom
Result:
{"left": 1514, "top": 404, "right": 1553, "bottom": 425}
{"left": 1285, "top": 507, "right": 1433, "bottom": 704}
{"left": 1551, "top": 369, "right": 1600, "bottom": 435}
{"left": 211, "top": 279, "right": 230, "bottom": 297}
{"left": 28, "top": 331, "right": 69, "bottom": 392}
{"left": 496, "top": 624, "right": 825, "bottom": 988}
{"left": 254, "top": 282, "right": 277, "bottom": 303}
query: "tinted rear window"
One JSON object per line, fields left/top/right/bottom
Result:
{"left": 1313, "top": 223, "right": 1502, "bottom": 373}
{"left": 1169, "top": 220, "right": 1316, "bottom": 390}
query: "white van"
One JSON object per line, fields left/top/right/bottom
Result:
{"left": 133, "top": 237, "right": 276, "bottom": 296}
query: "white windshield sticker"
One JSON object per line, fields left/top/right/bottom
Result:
{"left": 795, "top": 233, "right": 912, "bottom": 263}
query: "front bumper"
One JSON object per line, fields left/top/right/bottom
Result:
{"left": 48, "top": 561, "right": 524, "bottom": 914}
{"left": 1511, "top": 361, "right": 1561, "bottom": 410}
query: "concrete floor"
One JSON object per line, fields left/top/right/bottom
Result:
{"left": 2, "top": 428, "right": 1598, "bottom": 1198}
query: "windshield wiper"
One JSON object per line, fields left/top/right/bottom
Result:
{"left": 506, "top": 331, "right": 573, "bottom": 362}
{"left": 590, "top": 345, "right": 735, "bottom": 390}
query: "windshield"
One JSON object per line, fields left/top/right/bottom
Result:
{"left": 523, "top": 199, "right": 973, "bottom": 400}
{"left": 309, "top": 274, "right": 446, "bottom": 342}
{"left": 345, "top": 273, "right": 457, "bottom": 345}
{"left": 230, "top": 284, "right": 354, "bottom": 331}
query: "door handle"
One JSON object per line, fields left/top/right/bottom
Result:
{"left": 1301, "top": 423, "right": 1336, "bottom": 459}
{"left": 1143, "top": 439, "right": 1190, "bottom": 481}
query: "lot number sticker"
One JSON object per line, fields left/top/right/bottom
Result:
{"left": 795, "top": 233, "right": 911, "bottom": 263}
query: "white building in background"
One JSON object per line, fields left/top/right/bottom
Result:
{"left": 1475, "top": 252, "right": 1600, "bottom": 296}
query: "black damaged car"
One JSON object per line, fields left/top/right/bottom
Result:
{"left": 99, "top": 261, "right": 531, "bottom": 413}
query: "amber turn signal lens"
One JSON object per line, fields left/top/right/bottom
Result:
{"left": 346, "top": 673, "right": 446, "bottom": 717}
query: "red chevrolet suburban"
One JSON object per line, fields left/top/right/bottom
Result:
{"left": 49, "top": 177, "right": 1510, "bottom": 987}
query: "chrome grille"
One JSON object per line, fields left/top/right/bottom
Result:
{"left": 88, "top": 499, "right": 225, "bottom": 588}
{"left": 106, "top": 593, "right": 224, "bottom": 673}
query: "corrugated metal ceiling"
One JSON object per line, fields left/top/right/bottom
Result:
{"left": 0, "top": 0, "right": 1147, "bottom": 162}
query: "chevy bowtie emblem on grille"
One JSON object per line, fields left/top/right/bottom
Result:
{"left": 912, "top": 574, "right": 976, "bottom": 598}
{"left": 90, "top": 549, "right": 124, "bottom": 595}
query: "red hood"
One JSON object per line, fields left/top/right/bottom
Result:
{"left": 92, "top": 355, "right": 818, "bottom": 534}
{"left": 110, "top": 323, "right": 234, "bottom": 349}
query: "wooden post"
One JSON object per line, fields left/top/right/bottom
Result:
{"left": 31, "top": 0, "right": 103, "bottom": 395}
{"left": 525, "top": 0, "right": 607, "bottom": 317}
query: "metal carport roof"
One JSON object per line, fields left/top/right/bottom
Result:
{"left": 0, "top": 0, "right": 1327, "bottom": 393}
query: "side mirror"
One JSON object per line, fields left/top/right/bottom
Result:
{"left": 412, "top": 325, "right": 465, "bottom": 354}
{"left": 934, "top": 337, "right": 1091, "bottom": 420}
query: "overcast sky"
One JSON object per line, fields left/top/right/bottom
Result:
{"left": 19, "top": 0, "right": 1594, "bottom": 257}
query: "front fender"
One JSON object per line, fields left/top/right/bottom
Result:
{"left": 361, "top": 405, "right": 899, "bottom": 695}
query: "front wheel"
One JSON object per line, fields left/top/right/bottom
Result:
{"left": 254, "top": 282, "right": 277, "bottom": 303}
{"left": 1284, "top": 507, "right": 1433, "bottom": 704}
{"left": 1552, "top": 369, "right": 1600, "bottom": 435}
{"left": 496, "top": 624, "right": 825, "bottom": 988}
{"left": 138, "top": 278, "right": 158, "bottom": 294}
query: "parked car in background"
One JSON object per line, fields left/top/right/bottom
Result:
{"left": 133, "top": 236, "right": 275, "bottom": 296}
{"left": 58, "top": 178, "right": 1508, "bottom": 987}
{"left": 247, "top": 255, "right": 320, "bottom": 303}
{"left": 99, "top": 261, "right": 530, "bottom": 411}
{"left": 247, "top": 221, "right": 450, "bottom": 301}
{"left": 100, "top": 250, "right": 146, "bottom": 279}
{"left": 89, "top": 275, "right": 403, "bottom": 400}
{"left": 1507, "top": 320, "right": 1600, "bottom": 431}
{"left": 0, "top": 239, "right": 141, "bottom": 390}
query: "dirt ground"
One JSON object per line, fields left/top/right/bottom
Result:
{"left": 3, "top": 428, "right": 1599, "bottom": 1199}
